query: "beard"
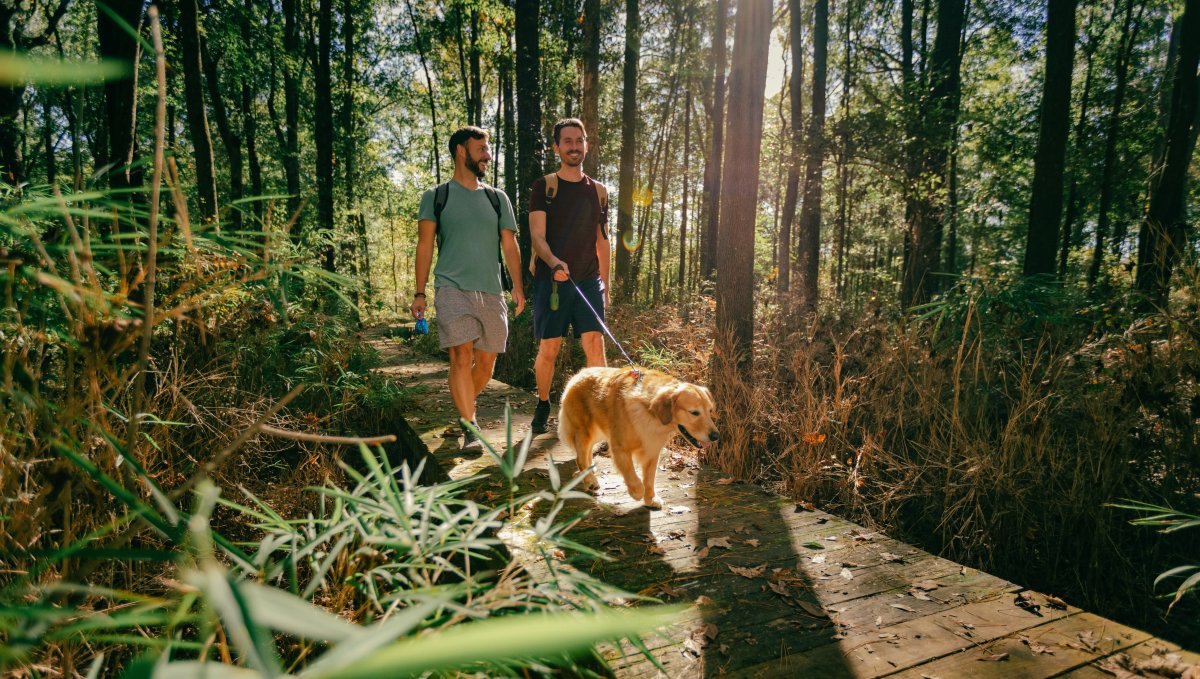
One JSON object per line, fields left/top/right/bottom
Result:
{"left": 562, "top": 151, "right": 584, "bottom": 168}
{"left": 466, "top": 155, "right": 487, "bottom": 179}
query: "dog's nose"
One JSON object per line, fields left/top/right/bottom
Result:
{"left": 709, "top": 431, "right": 720, "bottom": 442}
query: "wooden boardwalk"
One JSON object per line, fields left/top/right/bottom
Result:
{"left": 376, "top": 342, "right": 1198, "bottom": 678}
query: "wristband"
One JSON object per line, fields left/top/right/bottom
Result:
{"left": 413, "top": 292, "right": 426, "bottom": 298}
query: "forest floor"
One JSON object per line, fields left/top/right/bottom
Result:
{"left": 368, "top": 327, "right": 1200, "bottom": 678}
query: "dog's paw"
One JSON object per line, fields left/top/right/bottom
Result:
{"left": 626, "top": 481, "right": 645, "bottom": 501}
{"left": 580, "top": 473, "right": 599, "bottom": 492}
{"left": 642, "top": 496, "right": 662, "bottom": 510}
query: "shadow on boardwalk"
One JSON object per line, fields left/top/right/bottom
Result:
{"left": 371, "top": 333, "right": 1200, "bottom": 678}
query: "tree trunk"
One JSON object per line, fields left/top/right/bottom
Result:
{"left": 582, "top": 0, "right": 601, "bottom": 178}
{"left": 715, "top": 0, "right": 772, "bottom": 367}
{"left": 796, "top": 0, "right": 828, "bottom": 311}
{"left": 678, "top": 89, "right": 692, "bottom": 302}
{"left": 283, "top": 0, "right": 302, "bottom": 225}
{"left": 779, "top": 0, "right": 804, "bottom": 294}
{"left": 202, "top": 41, "right": 244, "bottom": 230}
{"left": 1024, "top": 0, "right": 1077, "bottom": 277}
{"left": 0, "top": 1, "right": 70, "bottom": 186}
{"left": 1059, "top": 19, "right": 1100, "bottom": 279}
{"left": 515, "top": 0, "right": 542, "bottom": 279}
{"left": 404, "top": 0, "right": 440, "bottom": 183}
{"left": 179, "top": 0, "right": 219, "bottom": 224}
{"left": 502, "top": 25, "right": 516, "bottom": 200}
{"left": 242, "top": 0, "right": 263, "bottom": 224}
{"left": 41, "top": 94, "right": 55, "bottom": 185}
{"left": 315, "top": 0, "right": 335, "bottom": 271}
{"left": 1134, "top": 0, "right": 1199, "bottom": 307}
{"left": 470, "top": 8, "right": 482, "bottom": 127}
{"left": 1088, "top": 0, "right": 1141, "bottom": 289}
{"left": 614, "top": 0, "right": 640, "bottom": 297}
{"left": 700, "top": 0, "right": 729, "bottom": 282}
{"left": 901, "top": 0, "right": 966, "bottom": 307}
{"left": 98, "top": 0, "right": 145, "bottom": 200}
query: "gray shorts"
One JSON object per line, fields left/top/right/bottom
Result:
{"left": 434, "top": 286, "right": 508, "bottom": 353}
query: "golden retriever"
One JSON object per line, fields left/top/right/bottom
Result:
{"left": 557, "top": 366, "right": 719, "bottom": 509}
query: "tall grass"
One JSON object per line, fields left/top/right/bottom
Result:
{"left": 611, "top": 281, "right": 1199, "bottom": 641}
{"left": 0, "top": 20, "right": 676, "bottom": 675}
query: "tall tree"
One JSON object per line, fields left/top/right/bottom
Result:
{"left": 315, "top": 0, "right": 335, "bottom": 271}
{"left": 241, "top": 0, "right": 264, "bottom": 224}
{"left": 202, "top": 40, "right": 243, "bottom": 229}
{"left": 678, "top": 88, "right": 692, "bottom": 302}
{"left": 1059, "top": 10, "right": 1103, "bottom": 278}
{"left": 614, "top": 0, "right": 640, "bottom": 296}
{"left": 0, "top": 0, "right": 69, "bottom": 185}
{"left": 796, "top": 0, "right": 828, "bottom": 310}
{"left": 515, "top": 0, "right": 542, "bottom": 277}
{"left": 715, "top": 0, "right": 772, "bottom": 366}
{"left": 97, "top": 0, "right": 144, "bottom": 200}
{"left": 405, "top": 0, "right": 440, "bottom": 182}
{"left": 1087, "top": 0, "right": 1141, "bottom": 288}
{"left": 779, "top": 0, "right": 804, "bottom": 293}
{"left": 700, "top": 0, "right": 730, "bottom": 281}
{"left": 1024, "top": 0, "right": 1078, "bottom": 277}
{"left": 1134, "top": 0, "right": 1200, "bottom": 306}
{"left": 501, "top": 24, "right": 516, "bottom": 200}
{"left": 179, "top": 0, "right": 219, "bottom": 223}
{"left": 582, "top": 0, "right": 602, "bottom": 178}
{"left": 278, "top": 0, "right": 302, "bottom": 224}
{"left": 901, "top": 0, "right": 966, "bottom": 306}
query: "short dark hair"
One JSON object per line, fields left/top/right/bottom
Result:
{"left": 448, "top": 126, "right": 489, "bottom": 159}
{"left": 553, "top": 118, "right": 586, "bottom": 145}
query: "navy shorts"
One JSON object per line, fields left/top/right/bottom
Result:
{"left": 532, "top": 275, "right": 605, "bottom": 340}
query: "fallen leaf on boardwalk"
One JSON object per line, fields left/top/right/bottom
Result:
{"left": 878, "top": 633, "right": 898, "bottom": 639}
{"left": 668, "top": 505, "right": 690, "bottom": 514}
{"left": 728, "top": 563, "right": 767, "bottom": 578}
{"left": 839, "top": 567, "right": 854, "bottom": 580}
{"left": 699, "top": 623, "right": 719, "bottom": 641}
{"left": 890, "top": 603, "right": 916, "bottom": 612}
{"left": 977, "top": 653, "right": 1010, "bottom": 662}
{"left": 880, "top": 552, "right": 904, "bottom": 563}
{"left": 1019, "top": 636, "right": 1055, "bottom": 655}
{"left": 695, "top": 546, "right": 711, "bottom": 559}
{"left": 849, "top": 529, "right": 874, "bottom": 542}
{"left": 909, "top": 589, "right": 932, "bottom": 601}
{"left": 810, "top": 555, "right": 827, "bottom": 564}
{"left": 912, "top": 580, "right": 941, "bottom": 591}
{"left": 798, "top": 601, "right": 829, "bottom": 619}
{"left": 715, "top": 477, "right": 734, "bottom": 485}
{"left": 1045, "top": 594, "right": 1068, "bottom": 610}
{"left": 1099, "top": 648, "right": 1200, "bottom": 678}
{"left": 695, "top": 595, "right": 714, "bottom": 606}
{"left": 1014, "top": 591, "right": 1043, "bottom": 616}
{"left": 768, "top": 581, "right": 790, "bottom": 597}
{"left": 665, "top": 529, "right": 686, "bottom": 540}
{"left": 802, "top": 541, "right": 825, "bottom": 550}
{"left": 745, "top": 538, "right": 761, "bottom": 547}
{"left": 647, "top": 543, "right": 667, "bottom": 556}
{"left": 682, "top": 637, "right": 702, "bottom": 658}
{"left": 1068, "top": 630, "right": 1099, "bottom": 653}
{"left": 874, "top": 615, "right": 883, "bottom": 627}
{"left": 795, "top": 500, "right": 816, "bottom": 511}
{"left": 707, "top": 536, "right": 733, "bottom": 549}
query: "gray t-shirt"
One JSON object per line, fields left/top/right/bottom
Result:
{"left": 418, "top": 179, "right": 517, "bottom": 295}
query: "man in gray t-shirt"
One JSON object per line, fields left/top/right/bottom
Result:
{"left": 411, "top": 126, "right": 525, "bottom": 451}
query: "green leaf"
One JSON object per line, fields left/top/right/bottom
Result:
{"left": 144, "top": 661, "right": 262, "bottom": 679}
{"left": 312, "top": 606, "right": 682, "bottom": 679}
{"left": 300, "top": 600, "right": 441, "bottom": 676}
{"left": 0, "top": 52, "right": 130, "bottom": 86}
{"left": 237, "top": 580, "right": 360, "bottom": 643}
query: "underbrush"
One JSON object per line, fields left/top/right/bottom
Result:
{"left": 615, "top": 282, "right": 1199, "bottom": 643}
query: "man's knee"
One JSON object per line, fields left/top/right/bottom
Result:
{"left": 581, "top": 333, "right": 604, "bottom": 356}
{"left": 536, "top": 338, "right": 563, "bottom": 362}
{"left": 474, "top": 350, "right": 498, "bottom": 370}
{"left": 448, "top": 342, "right": 475, "bottom": 365}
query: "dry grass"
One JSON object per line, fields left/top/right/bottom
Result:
{"left": 610, "top": 289, "right": 1199, "bottom": 642}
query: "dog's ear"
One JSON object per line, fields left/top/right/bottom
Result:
{"left": 649, "top": 385, "right": 678, "bottom": 425}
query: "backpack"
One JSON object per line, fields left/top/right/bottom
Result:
{"left": 529, "top": 173, "right": 609, "bottom": 276}
{"left": 433, "top": 181, "right": 513, "bottom": 292}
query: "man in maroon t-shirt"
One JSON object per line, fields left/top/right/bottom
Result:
{"left": 528, "top": 118, "right": 610, "bottom": 435}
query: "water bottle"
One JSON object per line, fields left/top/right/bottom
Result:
{"left": 550, "top": 282, "right": 560, "bottom": 311}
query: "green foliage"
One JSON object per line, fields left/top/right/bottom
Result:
{"left": 1109, "top": 499, "right": 1200, "bottom": 612}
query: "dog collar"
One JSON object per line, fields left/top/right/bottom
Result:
{"left": 677, "top": 424, "right": 702, "bottom": 448}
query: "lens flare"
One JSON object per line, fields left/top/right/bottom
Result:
{"left": 622, "top": 231, "right": 642, "bottom": 252}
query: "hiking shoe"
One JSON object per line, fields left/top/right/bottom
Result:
{"left": 462, "top": 427, "right": 483, "bottom": 451}
{"left": 531, "top": 400, "right": 551, "bottom": 435}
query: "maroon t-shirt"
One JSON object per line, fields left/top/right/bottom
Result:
{"left": 529, "top": 174, "right": 609, "bottom": 281}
